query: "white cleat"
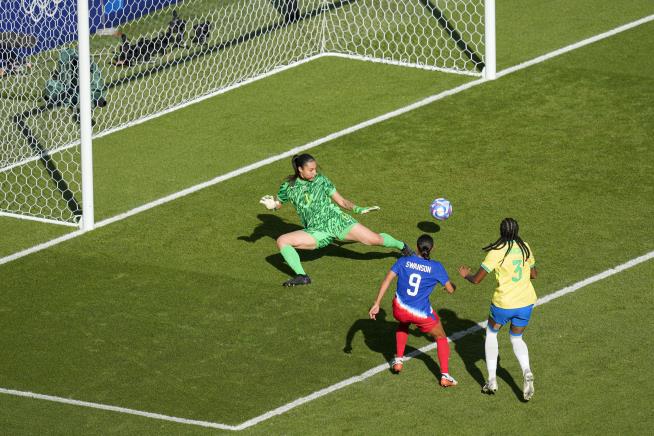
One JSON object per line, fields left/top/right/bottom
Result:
{"left": 440, "top": 373, "right": 458, "bottom": 387}
{"left": 482, "top": 378, "right": 498, "bottom": 394}
{"left": 523, "top": 371, "right": 535, "bottom": 401}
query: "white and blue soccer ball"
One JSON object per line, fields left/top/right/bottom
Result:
{"left": 430, "top": 198, "right": 452, "bottom": 221}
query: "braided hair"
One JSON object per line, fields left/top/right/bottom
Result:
{"left": 482, "top": 218, "right": 531, "bottom": 264}
{"left": 417, "top": 234, "right": 433, "bottom": 260}
{"left": 286, "top": 153, "right": 315, "bottom": 186}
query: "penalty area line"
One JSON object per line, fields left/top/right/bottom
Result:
{"left": 1, "top": 250, "right": 652, "bottom": 431}
{"left": 234, "top": 250, "right": 654, "bottom": 430}
{"left": 0, "top": 387, "right": 238, "bottom": 431}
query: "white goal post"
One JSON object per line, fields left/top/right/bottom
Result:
{"left": 0, "top": 0, "right": 496, "bottom": 230}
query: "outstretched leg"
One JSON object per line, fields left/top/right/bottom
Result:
{"left": 276, "top": 230, "right": 316, "bottom": 286}
{"left": 343, "top": 224, "right": 412, "bottom": 255}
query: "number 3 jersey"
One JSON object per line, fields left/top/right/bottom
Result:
{"left": 480, "top": 241, "right": 537, "bottom": 309}
{"left": 391, "top": 255, "right": 450, "bottom": 319}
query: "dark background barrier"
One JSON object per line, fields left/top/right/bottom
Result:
{"left": 0, "top": 0, "right": 179, "bottom": 55}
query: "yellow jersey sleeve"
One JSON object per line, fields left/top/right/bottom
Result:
{"left": 481, "top": 248, "right": 503, "bottom": 273}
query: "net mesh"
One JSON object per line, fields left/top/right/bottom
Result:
{"left": 0, "top": 0, "right": 486, "bottom": 225}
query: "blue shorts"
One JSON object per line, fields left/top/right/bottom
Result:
{"left": 489, "top": 304, "right": 534, "bottom": 329}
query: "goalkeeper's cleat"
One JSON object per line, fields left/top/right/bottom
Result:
{"left": 282, "top": 274, "right": 311, "bottom": 287}
{"left": 391, "top": 357, "right": 403, "bottom": 373}
{"left": 400, "top": 242, "right": 415, "bottom": 257}
{"left": 440, "top": 373, "right": 458, "bottom": 387}
{"left": 523, "top": 371, "right": 534, "bottom": 401}
{"left": 482, "top": 378, "right": 498, "bottom": 394}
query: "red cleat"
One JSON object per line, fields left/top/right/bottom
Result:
{"left": 391, "top": 357, "right": 403, "bottom": 373}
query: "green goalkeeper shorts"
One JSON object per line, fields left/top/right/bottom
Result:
{"left": 306, "top": 222, "right": 358, "bottom": 249}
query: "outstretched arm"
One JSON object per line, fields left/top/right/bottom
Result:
{"left": 458, "top": 265, "right": 487, "bottom": 284}
{"left": 369, "top": 270, "right": 397, "bottom": 319}
{"left": 260, "top": 195, "right": 282, "bottom": 211}
{"left": 331, "top": 190, "right": 355, "bottom": 210}
{"left": 331, "top": 191, "right": 380, "bottom": 214}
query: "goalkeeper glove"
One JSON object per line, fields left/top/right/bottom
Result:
{"left": 353, "top": 205, "right": 381, "bottom": 214}
{"left": 259, "top": 195, "right": 280, "bottom": 210}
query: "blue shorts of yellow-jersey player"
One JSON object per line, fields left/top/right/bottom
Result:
{"left": 488, "top": 304, "right": 534, "bottom": 330}
{"left": 305, "top": 222, "right": 358, "bottom": 249}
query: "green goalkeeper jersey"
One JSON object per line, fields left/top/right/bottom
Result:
{"left": 277, "top": 173, "right": 356, "bottom": 232}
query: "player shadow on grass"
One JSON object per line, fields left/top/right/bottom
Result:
{"left": 343, "top": 309, "right": 443, "bottom": 378}
{"left": 237, "top": 213, "right": 303, "bottom": 243}
{"left": 238, "top": 214, "right": 400, "bottom": 276}
{"left": 438, "top": 308, "right": 524, "bottom": 400}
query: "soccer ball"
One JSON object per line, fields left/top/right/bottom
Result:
{"left": 430, "top": 198, "right": 452, "bottom": 221}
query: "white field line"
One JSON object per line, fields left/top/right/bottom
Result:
{"left": 0, "top": 48, "right": 480, "bottom": 177}
{"left": 0, "top": 387, "right": 238, "bottom": 431}
{"left": 497, "top": 14, "right": 654, "bottom": 78}
{"left": 235, "top": 252, "right": 654, "bottom": 430}
{"left": 0, "top": 211, "right": 78, "bottom": 227}
{"left": 2, "top": 15, "right": 653, "bottom": 267}
{"left": 1, "top": 249, "right": 652, "bottom": 431}
{"left": 0, "top": 53, "right": 329, "bottom": 177}
{"left": 327, "top": 52, "right": 482, "bottom": 77}
{"left": 0, "top": 48, "right": 475, "bottom": 177}
{"left": 0, "top": 75, "right": 479, "bottom": 267}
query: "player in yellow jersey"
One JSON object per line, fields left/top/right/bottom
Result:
{"left": 458, "top": 218, "right": 537, "bottom": 401}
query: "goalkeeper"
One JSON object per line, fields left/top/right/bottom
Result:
{"left": 260, "top": 153, "right": 413, "bottom": 287}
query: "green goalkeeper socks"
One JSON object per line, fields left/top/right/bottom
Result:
{"left": 280, "top": 244, "right": 306, "bottom": 275}
{"left": 380, "top": 233, "right": 405, "bottom": 250}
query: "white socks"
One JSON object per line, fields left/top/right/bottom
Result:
{"left": 510, "top": 333, "right": 531, "bottom": 375}
{"left": 485, "top": 326, "right": 499, "bottom": 381}
{"left": 486, "top": 327, "right": 532, "bottom": 381}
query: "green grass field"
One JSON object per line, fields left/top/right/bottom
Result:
{"left": 1, "top": 1, "right": 653, "bottom": 434}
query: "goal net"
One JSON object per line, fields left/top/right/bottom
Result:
{"left": 0, "top": 0, "right": 490, "bottom": 227}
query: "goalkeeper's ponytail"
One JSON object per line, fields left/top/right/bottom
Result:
{"left": 417, "top": 234, "right": 433, "bottom": 260}
{"left": 286, "top": 153, "right": 315, "bottom": 186}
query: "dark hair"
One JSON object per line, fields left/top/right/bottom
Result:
{"left": 482, "top": 218, "right": 531, "bottom": 264}
{"left": 286, "top": 153, "right": 316, "bottom": 186}
{"left": 417, "top": 234, "right": 433, "bottom": 260}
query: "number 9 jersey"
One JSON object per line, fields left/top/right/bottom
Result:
{"left": 391, "top": 254, "right": 450, "bottom": 321}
